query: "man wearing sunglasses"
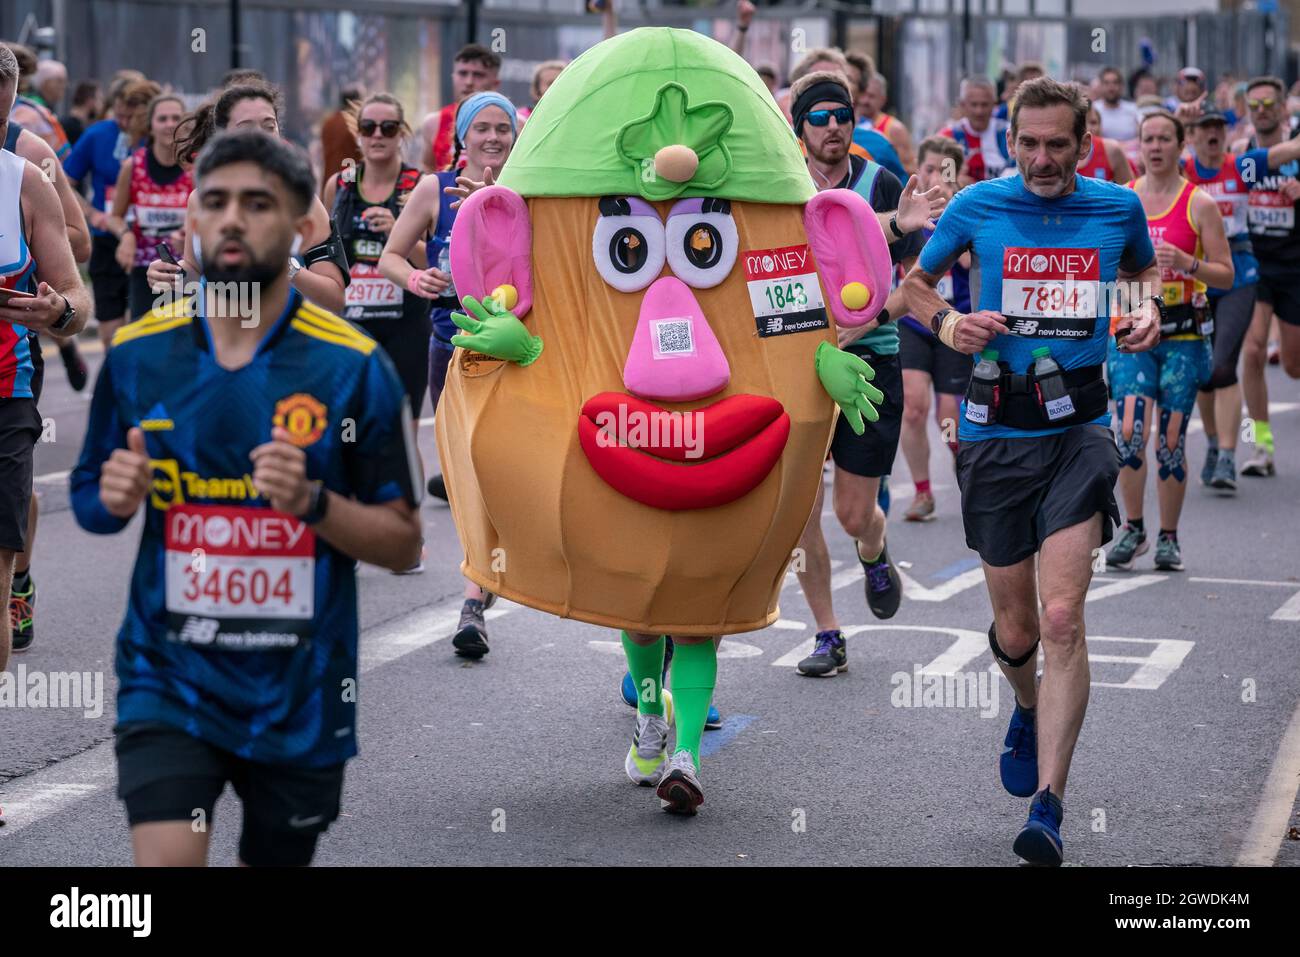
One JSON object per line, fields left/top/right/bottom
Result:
{"left": 1234, "top": 76, "right": 1300, "bottom": 478}
{"left": 787, "top": 70, "right": 946, "bottom": 678}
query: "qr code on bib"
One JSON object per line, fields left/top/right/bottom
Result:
{"left": 654, "top": 319, "right": 694, "bottom": 356}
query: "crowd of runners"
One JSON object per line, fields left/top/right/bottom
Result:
{"left": 1, "top": 0, "right": 1298, "bottom": 867}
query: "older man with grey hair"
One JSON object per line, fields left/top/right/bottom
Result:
{"left": 937, "top": 74, "right": 1011, "bottom": 181}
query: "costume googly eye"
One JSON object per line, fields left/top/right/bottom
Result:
{"left": 664, "top": 198, "right": 737, "bottom": 289}
{"left": 592, "top": 197, "right": 666, "bottom": 293}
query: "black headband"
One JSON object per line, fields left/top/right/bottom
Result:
{"left": 792, "top": 81, "right": 853, "bottom": 137}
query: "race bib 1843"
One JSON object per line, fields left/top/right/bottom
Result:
{"left": 1000, "top": 246, "right": 1100, "bottom": 338}
{"left": 164, "top": 503, "right": 316, "bottom": 651}
{"left": 743, "top": 244, "right": 829, "bottom": 338}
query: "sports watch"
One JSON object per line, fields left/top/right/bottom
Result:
{"left": 298, "top": 480, "right": 330, "bottom": 525}
{"left": 51, "top": 294, "right": 76, "bottom": 332}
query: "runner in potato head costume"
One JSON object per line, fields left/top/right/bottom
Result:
{"left": 438, "top": 28, "right": 893, "bottom": 814}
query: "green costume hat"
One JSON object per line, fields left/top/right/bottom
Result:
{"left": 497, "top": 27, "right": 814, "bottom": 205}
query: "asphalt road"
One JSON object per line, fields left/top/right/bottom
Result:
{"left": 2, "top": 337, "right": 1299, "bottom": 866}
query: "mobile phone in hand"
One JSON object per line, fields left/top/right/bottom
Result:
{"left": 157, "top": 242, "right": 179, "bottom": 266}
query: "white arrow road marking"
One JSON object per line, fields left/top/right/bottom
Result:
{"left": 897, "top": 567, "right": 987, "bottom": 602}
{"left": 1188, "top": 577, "right": 1300, "bottom": 622}
{"left": 768, "top": 626, "right": 1193, "bottom": 692}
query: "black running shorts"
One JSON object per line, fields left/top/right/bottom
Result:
{"left": 115, "top": 722, "right": 345, "bottom": 867}
{"left": 955, "top": 423, "right": 1121, "bottom": 567}
{"left": 829, "top": 346, "right": 903, "bottom": 478}
{"left": 1256, "top": 264, "right": 1300, "bottom": 328}
{"left": 898, "top": 321, "right": 972, "bottom": 395}
{"left": 0, "top": 398, "right": 41, "bottom": 552}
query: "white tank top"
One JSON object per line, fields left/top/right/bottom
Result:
{"left": 0, "top": 149, "right": 35, "bottom": 293}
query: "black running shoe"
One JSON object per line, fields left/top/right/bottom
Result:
{"left": 60, "top": 342, "right": 88, "bottom": 393}
{"left": 797, "top": 629, "right": 847, "bottom": 676}
{"left": 10, "top": 572, "right": 35, "bottom": 652}
{"left": 427, "top": 474, "right": 448, "bottom": 501}
{"left": 861, "top": 540, "right": 902, "bottom": 619}
{"left": 452, "top": 598, "right": 490, "bottom": 658}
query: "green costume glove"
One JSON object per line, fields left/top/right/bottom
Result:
{"left": 814, "top": 340, "right": 884, "bottom": 435}
{"left": 450, "top": 294, "right": 544, "bottom": 367}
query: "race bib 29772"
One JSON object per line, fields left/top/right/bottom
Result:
{"left": 1000, "top": 246, "right": 1100, "bottom": 339}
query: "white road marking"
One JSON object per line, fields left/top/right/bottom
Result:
{"left": 768, "top": 625, "right": 1193, "bottom": 692}
{"left": 33, "top": 469, "right": 70, "bottom": 484}
{"left": 1269, "top": 591, "right": 1300, "bottom": 622}
{"left": 772, "top": 619, "right": 806, "bottom": 630}
{"left": 0, "top": 594, "right": 510, "bottom": 838}
{"left": 1236, "top": 692, "right": 1300, "bottom": 866}
{"left": 899, "top": 567, "right": 987, "bottom": 603}
{"left": 1187, "top": 577, "right": 1300, "bottom": 622}
{"left": 1187, "top": 401, "right": 1298, "bottom": 435}
{"left": 1085, "top": 574, "right": 1166, "bottom": 603}
{"left": 1189, "top": 577, "right": 1299, "bottom": 588}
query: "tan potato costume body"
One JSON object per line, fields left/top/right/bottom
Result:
{"left": 437, "top": 27, "right": 892, "bottom": 637}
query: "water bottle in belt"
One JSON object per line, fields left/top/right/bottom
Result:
{"left": 1031, "top": 346, "right": 1075, "bottom": 422}
{"left": 965, "top": 349, "right": 1000, "bottom": 425}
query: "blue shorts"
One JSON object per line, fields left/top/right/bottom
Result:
{"left": 1107, "top": 337, "right": 1211, "bottom": 415}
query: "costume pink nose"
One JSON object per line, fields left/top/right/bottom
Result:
{"left": 622, "top": 275, "right": 731, "bottom": 402}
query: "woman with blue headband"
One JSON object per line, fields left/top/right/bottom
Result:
{"left": 379, "top": 90, "right": 518, "bottom": 654}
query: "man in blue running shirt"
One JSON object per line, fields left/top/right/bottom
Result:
{"left": 904, "top": 77, "right": 1162, "bottom": 865}
{"left": 71, "top": 131, "right": 423, "bottom": 867}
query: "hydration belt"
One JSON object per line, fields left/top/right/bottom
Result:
{"left": 978, "top": 362, "right": 1109, "bottom": 430}
{"left": 1161, "top": 301, "right": 1214, "bottom": 340}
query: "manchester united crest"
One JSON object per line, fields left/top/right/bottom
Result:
{"left": 273, "top": 394, "right": 328, "bottom": 448}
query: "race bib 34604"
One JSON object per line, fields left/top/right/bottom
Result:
{"left": 1001, "top": 246, "right": 1099, "bottom": 338}
{"left": 164, "top": 503, "right": 315, "bottom": 651}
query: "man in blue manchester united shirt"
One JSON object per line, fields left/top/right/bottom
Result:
{"left": 71, "top": 130, "right": 423, "bottom": 867}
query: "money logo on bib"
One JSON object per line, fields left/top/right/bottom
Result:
{"left": 1001, "top": 247, "right": 1099, "bottom": 339}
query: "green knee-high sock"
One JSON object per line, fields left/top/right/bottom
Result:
{"left": 621, "top": 632, "right": 666, "bottom": 717}
{"left": 669, "top": 639, "right": 717, "bottom": 769}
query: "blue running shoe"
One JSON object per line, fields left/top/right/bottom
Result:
{"left": 1000, "top": 702, "right": 1038, "bottom": 797}
{"left": 705, "top": 703, "right": 722, "bottom": 731}
{"left": 1013, "top": 787, "right": 1064, "bottom": 866}
{"left": 621, "top": 671, "right": 637, "bottom": 708}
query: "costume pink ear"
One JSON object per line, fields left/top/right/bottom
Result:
{"left": 448, "top": 185, "right": 533, "bottom": 319}
{"left": 803, "top": 189, "right": 892, "bottom": 328}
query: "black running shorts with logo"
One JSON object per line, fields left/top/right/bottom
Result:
{"left": 115, "top": 722, "right": 345, "bottom": 867}
{"left": 898, "top": 321, "right": 972, "bottom": 395}
{"left": 829, "top": 346, "right": 903, "bottom": 478}
{"left": 955, "top": 423, "right": 1121, "bottom": 567}
{"left": 1256, "top": 264, "right": 1300, "bottom": 327}
{"left": 0, "top": 397, "right": 42, "bottom": 552}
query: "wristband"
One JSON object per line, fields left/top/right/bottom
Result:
{"left": 877, "top": 307, "right": 892, "bottom": 325}
{"left": 1189, "top": 257, "right": 1200, "bottom": 274}
{"left": 406, "top": 269, "right": 429, "bottom": 297}
{"left": 938, "top": 311, "right": 963, "bottom": 350}
{"left": 889, "top": 214, "right": 905, "bottom": 239}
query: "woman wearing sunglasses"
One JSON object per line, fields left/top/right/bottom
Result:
{"left": 324, "top": 94, "right": 429, "bottom": 428}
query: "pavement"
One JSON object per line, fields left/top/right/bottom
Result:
{"left": 2, "top": 336, "right": 1299, "bottom": 866}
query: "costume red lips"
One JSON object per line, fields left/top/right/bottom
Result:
{"left": 578, "top": 392, "right": 790, "bottom": 510}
